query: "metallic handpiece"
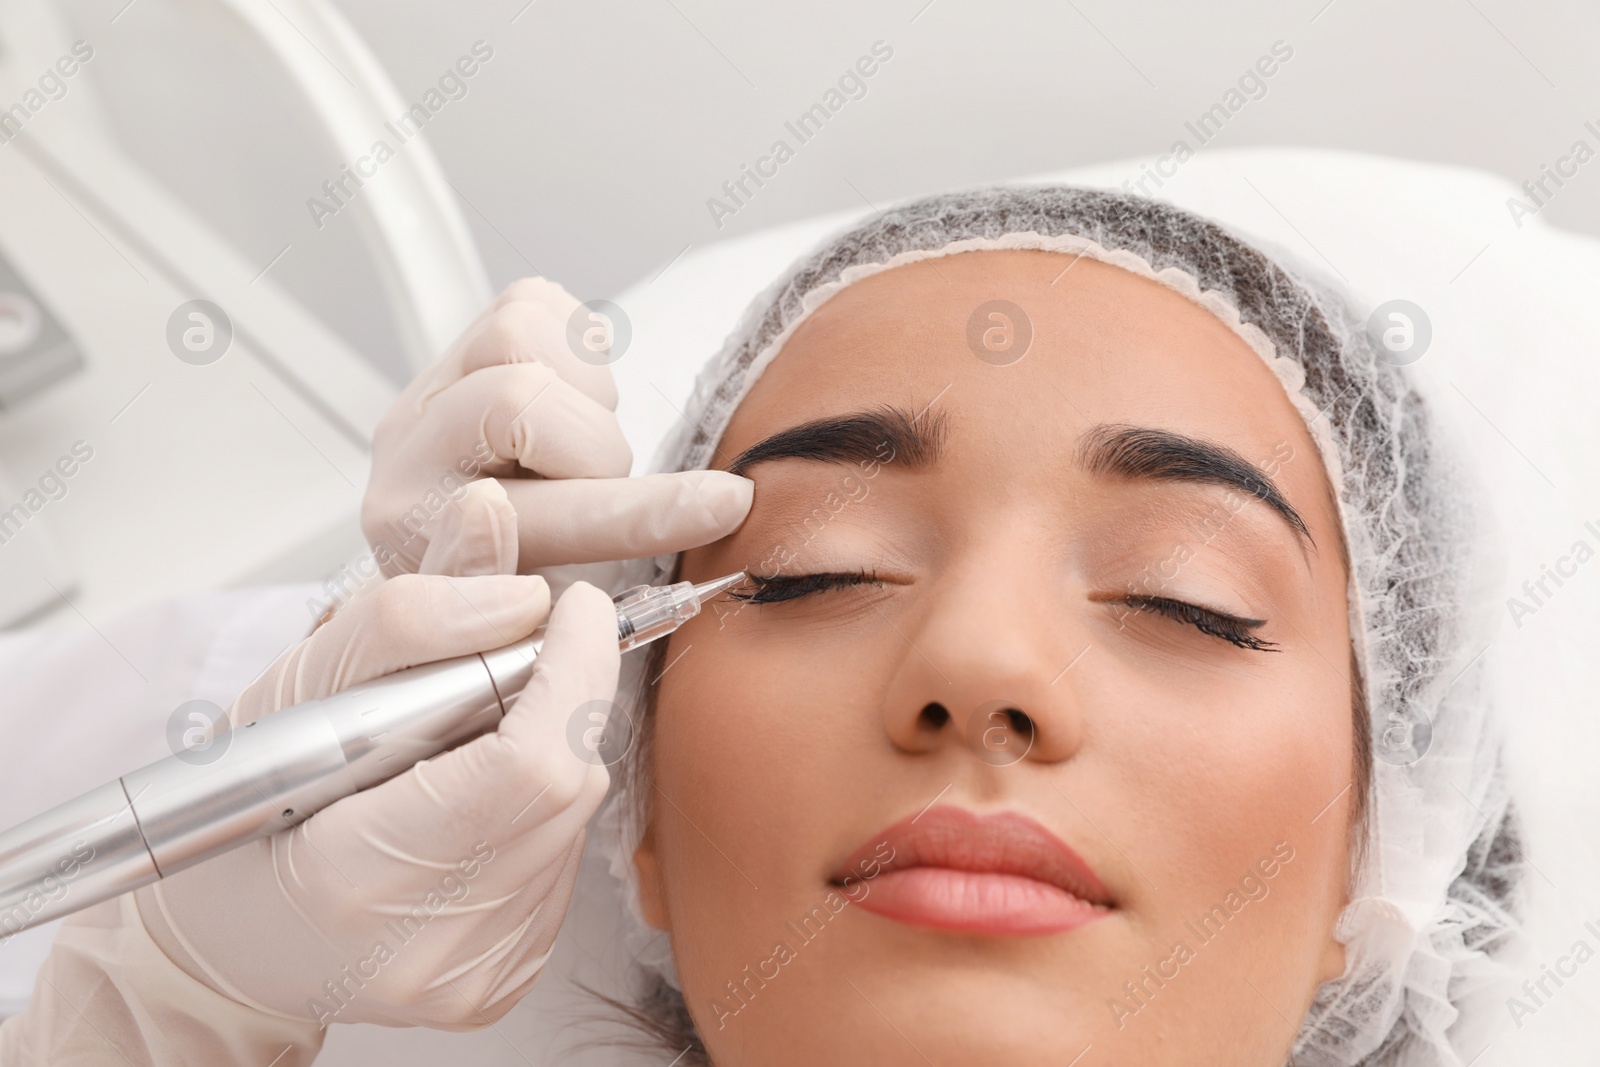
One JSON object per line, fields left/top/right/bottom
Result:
{"left": 0, "top": 571, "right": 744, "bottom": 939}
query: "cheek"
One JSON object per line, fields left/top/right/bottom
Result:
{"left": 645, "top": 617, "right": 897, "bottom": 956}
{"left": 1087, "top": 648, "right": 1353, "bottom": 937}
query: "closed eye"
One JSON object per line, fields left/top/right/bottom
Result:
{"left": 1117, "top": 594, "right": 1278, "bottom": 652}
{"left": 729, "top": 572, "right": 1278, "bottom": 653}
{"left": 728, "top": 569, "right": 884, "bottom": 605}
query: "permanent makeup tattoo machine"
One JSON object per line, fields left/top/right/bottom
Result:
{"left": 0, "top": 572, "right": 744, "bottom": 936}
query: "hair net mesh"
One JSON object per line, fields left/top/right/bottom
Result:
{"left": 594, "top": 185, "right": 1522, "bottom": 1065}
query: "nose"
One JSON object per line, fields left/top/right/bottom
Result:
{"left": 880, "top": 560, "right": 1087, "bottom": 766}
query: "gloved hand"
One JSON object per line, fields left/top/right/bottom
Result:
{"left": 132, "top": 483, "right": 620, "bottom": 1031}
{"left": 363, "top": 276, "right": 752, "bottom": 582}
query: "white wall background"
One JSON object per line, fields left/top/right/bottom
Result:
{"left": 52, "top": 0, "right": 1600, "bottom": 385}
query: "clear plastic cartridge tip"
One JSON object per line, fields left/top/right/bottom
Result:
{"left": 613, "top": 571, "right": 746, "bottom": 652}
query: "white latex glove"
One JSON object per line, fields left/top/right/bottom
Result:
{"left": 128, "top": 483, "right": 619, "bottom": 1033}
{"left": 0, "top": 459, "right": 615, "bottom": 1067}
{"left": 363, "top": 276, "right": 752, "bottom": 581}
{"left": 1, "top": 894, "right": 331, "bottom": 1066}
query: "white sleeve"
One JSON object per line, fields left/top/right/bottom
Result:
{"left": 0, "top": 896, "right": 324, "bottom": 1067}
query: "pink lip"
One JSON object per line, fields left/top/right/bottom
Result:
{"left": 834, "top": 806, "right": 1113, "bottom": 936}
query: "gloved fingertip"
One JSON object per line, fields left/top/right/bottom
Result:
{"left": 543, "top": 581, "right": 624, "bottom": 660}
{"left": 550, "top": 579, "right": 614, "bottom": 619}
{"left": 438, "top": 572, "right": 551, "bottom": 629}
{"left": 419, "top": 478, "right": 520, "bottom": 576}
{"left": 463, "top": 476, "right": 511, "bottom": 504}
{"left": 693, "top": 470, "right": 755, "bottom": 532}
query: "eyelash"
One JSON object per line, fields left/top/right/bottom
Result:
{"left": 1119, "top": 595, "right": 1278, "bottom": 652}
{"left": 728, "top": 569, "right": 885, "bottom": 605}
{"left": 729, "top": 572, "right": 1278, "bottom": 652}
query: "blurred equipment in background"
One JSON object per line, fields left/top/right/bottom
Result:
{"left": 0, "top": 0, "right": 490, "bottom": 629}
{"left": 0, "top": 248, "right": 83, "bottom": 406}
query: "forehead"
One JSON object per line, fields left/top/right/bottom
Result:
{"left": 718, "top": 250, "right": 1333, "bottom": 522}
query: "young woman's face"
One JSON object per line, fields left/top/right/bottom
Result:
{"left": 633, "top": 249, "right": 1356, "bottom": 1065}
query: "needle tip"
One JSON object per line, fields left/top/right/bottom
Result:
{"left": 692, "top": 571, "right": 746, "bottom": 604}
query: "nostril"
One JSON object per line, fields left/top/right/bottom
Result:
{"left": 1005, "top": 708, "right": 1035, "bottom": 736}
{"left": 920, "top": 702, "right": 951, "bottom": 729}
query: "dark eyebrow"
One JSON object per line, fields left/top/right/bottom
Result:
{"left": 1077, "top": 423, "right": 1313, "bottom": 550}
{"left": 727, "top": 405, "right": 948, "bottom": 477}
{"left": 727, "top": 411, "right": 1312, "bottom": 552}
